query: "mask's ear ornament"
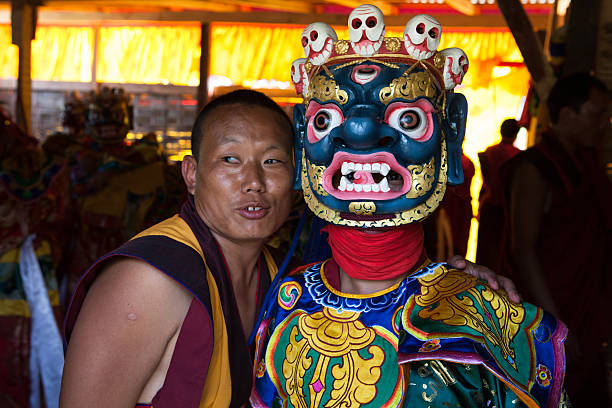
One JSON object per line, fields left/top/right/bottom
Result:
{"left": 290, "top": 6, "right": 469, "bottom": 228}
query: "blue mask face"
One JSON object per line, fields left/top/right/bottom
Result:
{"left": 293, "top": 61, "right": 468, "bottom": 228}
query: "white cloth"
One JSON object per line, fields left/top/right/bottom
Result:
{"left": 19, "top": 234, "right": 64, "bottom": 408}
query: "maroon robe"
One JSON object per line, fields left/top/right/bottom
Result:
{"left": 64, "top": 197, "right": 283, "bottom": 407}
{"left": 502, "top": 132, "right": 612, "bottom": 406}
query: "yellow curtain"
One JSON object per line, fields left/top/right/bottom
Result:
{"left": 96, "top": 25, "right": 201, "bottom": 86}
{"left": 0, "top": 25, "right": 93, "bottom": 82}
{"left": 0, "top": 26, "right": 18, "bottom": 79}
{"left": 210, "top": 24, "right": 523, "bottom": 89}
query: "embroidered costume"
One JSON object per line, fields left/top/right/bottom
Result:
{"left": 64, "top": 198, "right": 282, "bottom": 407}
{"left": 252, "top": 5, "right": 567, "bottom": 408}
{"left": 252, "top": 260, "right": 566, "bottom": 407}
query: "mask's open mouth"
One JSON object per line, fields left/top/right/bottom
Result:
{"left": 322, "top": 152, "right": 412, "bottom": 200}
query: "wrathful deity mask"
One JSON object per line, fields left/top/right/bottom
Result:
{"left": 291, "top": 5, "right": 469, "bottom": 228}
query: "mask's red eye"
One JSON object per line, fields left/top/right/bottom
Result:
{"left": 416, "top": 23, "right": 425, "bottom": 34}
{"left": 366, "top": 16, "right": 377, "bottom": 28}
{"left": 310, "top": 31, "right": 318, "bottom": 41}
{"left": 301, "top": 36, "right": 308, "bottom": 47}
{"left": 351, "top": 19, "right": 362, "bottom": 29}
{"left": 428, "top": 27, "right": 439, "bottom": 39}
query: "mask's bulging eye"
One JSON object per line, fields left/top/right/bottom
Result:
{"left": 385, "top": 100, "right": 434, "bottom": 142}
{"left": 307, "top": 104, "right": 344, "bottom": 143}
{"left": 399, "top": 110, "right": 421, "bottom": 131}
{"left": 314, "top": 111, "right": 331, "bottom": 131}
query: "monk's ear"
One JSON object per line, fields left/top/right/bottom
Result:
{"left": 182, "top": 155, "right": 197, "bottom": 195}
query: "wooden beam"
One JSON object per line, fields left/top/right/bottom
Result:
{"left": 445, "top": 0, "right": 480, "bottom": 16}
{"left": 319, "top": 0, "right": 393, "bottom": 16}
{"left": 33, "top": 0, "right": 310, "bottom": 14}
{"left": 496, "top": 0, "right": 555, "bottom": 99}
{"left": 37, "top": 1, "right": 239, "bottom": 12}
{"left": 197, "top": 22, "right": 209, "bottom": 111}
{"left": 19, "top": 8, "right": 549, "bottom": 29}
{"left": 11, "top": 0, "right": 36, "bottom": 135}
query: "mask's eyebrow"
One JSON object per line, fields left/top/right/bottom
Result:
{"left": 307, "top": 75, "right": 349, "bottom": 105}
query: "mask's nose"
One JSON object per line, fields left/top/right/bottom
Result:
{"left": 335, "top": 106, "right": 394, "bottom": 149}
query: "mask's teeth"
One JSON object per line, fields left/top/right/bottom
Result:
{"left": 339, "top": 176, "right": 348, "bottom": 191}
{"left": 341, "top": 162, "right": 349, "bottom": 175}
{"left": 380, "top": 178, "right": 390, "bottom": 192}
{"left": 380, "top": 163, "right": 390, "bottom": 176}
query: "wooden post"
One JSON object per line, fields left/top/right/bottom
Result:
{"left": 496, "top": 0, "right": 555, "bottom": 100}
{"left": 197, "top": 22, "right": 210, "bottom": 112}
{"left": 11, "top": 0, "right": 37, "bottom": 135}
{"left": 563, "top": 0, "right": 601, "bottom": 76}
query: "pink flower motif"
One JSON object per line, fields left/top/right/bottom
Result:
{"left": 535, "top": 364, "right": 552, "bottom": 387}
{"left": 419, "top": 338, "right": 441, "bottom": 353}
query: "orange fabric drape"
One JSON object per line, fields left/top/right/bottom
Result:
{"left": 210, "top": 24, "right": 523, "bottom": 89}
{"left": 0, "top": 25, "right": 93, "bottom": 82}
{"left": 96, "top": 25, "right": 201, "bottom": 86}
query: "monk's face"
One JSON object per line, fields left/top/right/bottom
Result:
{"left": 187, "top": 104, "right": 293, "bottom": 244}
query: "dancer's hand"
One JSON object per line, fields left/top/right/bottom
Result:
{"left": 447, "top": 255, "right": 521, "bottom": 303}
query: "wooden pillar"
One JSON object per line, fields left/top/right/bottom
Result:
{"left": 563, "top": 0, "right": 601, "bottom": 76}
{"left": 197, "top": 23, "right": 210, "bottom": 112}
{"left": 496, "top": 0, "right": 555, "bottom": 100}
{"left": 11, "top": 0, "right": 37, "bottom": 135}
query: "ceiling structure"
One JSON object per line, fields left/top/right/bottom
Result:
{"left": 0, "top": 0, "right": 556, "bottom": 28}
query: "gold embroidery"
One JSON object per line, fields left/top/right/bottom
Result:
{"left": 281, "top": 308, "right": 385, "bottom": 408}
{"left": 406, "top": 156, "right": 436, "bottom": 198}
{"left": 348, "top": 201, "right": 376, "bottom": 215}
{"left": 379, "top": 71, "right": 438, "bottom": 105}
{"left": 306, "top": 75, "right": 349, "bottom": 105}
{"left": 416, "top": 267, "right": 526, "bottom": 369}
{"left": 306, "top": 159, "right": 328, "bottom": 196}
{"left": 429, "top": 360, "right": 457, "bottom": 386}
{"left": 282, "top": 326, "right": 313, "bottom": 407}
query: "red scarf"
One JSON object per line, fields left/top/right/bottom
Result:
{"left": 323, "top": 223, "right": 424, "bottom": 280}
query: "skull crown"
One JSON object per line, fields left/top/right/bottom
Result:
{"left": 290, "top": 4, "right": 469, "bottom": 95}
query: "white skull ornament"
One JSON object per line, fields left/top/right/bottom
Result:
{"left": 348, "top": 4, "right": 385, "bottom": 57}
{"left": 301, "top": 22, "right": 337, "bottom": 66}
{"left": 440, "top": 48, "right": 469, "bottom": 90}
{"left": 290, "top": 58, "right": 309, "bottom": 97}
{"left": 403, "top": 14, "right": 442, "bottom": 60}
